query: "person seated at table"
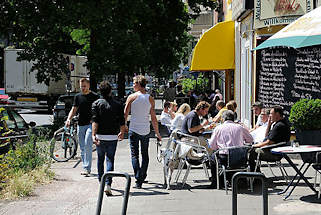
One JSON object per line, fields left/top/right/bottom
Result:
{"left": 250, "top": 101, "right": 264, "bottom": 132}
{"left": 226, "top": 100, "right": 238, "bottom": 121}
{"left": 249, "top": 105, "right": 291, "bottom": 172}
{"left": 181, "top": 101, "right": 213, "bottom": 154}
{"left": 160, "top": 101, "right": 174, "bottom": 134}
{"left": 208, "top": 110, "right": 253, "bottom": 188}
{"left": 250, "top": 108, "right": 270, "bottom": 143}
{"left": 169, "top": 101, "right": 178, "bottom": 116}
{"left": 170, "top": 103, "right": 191, "bottom": 131}
{"left": 212, "top": 100, "right": 227, "bottom": 123}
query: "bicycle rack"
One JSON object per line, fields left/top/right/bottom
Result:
{"left": 96, "top": 172, "right": 131, "bottom": 215}
{"left": 232, "top": 172, "right": 268, "bottom": 215}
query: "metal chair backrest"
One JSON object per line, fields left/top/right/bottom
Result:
{"left": 228, "top": 146, "right": 249, "bottom": 169}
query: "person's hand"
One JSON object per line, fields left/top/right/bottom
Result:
{"left": 202, "top": 120, "right": 209, "bottom": 127}
{"left": 118, "top": 132, "right": 124, "bottom": 141}
{"left": 92, "top": 136, "right": 100, "bottom": 146}
{"left": 267, "top": 115, "right": 272, "bottom": 125}
{"left": 124, "top": 125, "right": 129, "bottom": 133}
{"left": 65, "top": 119, "right": 71, "bottom": 127}
{"left": 156, "top": 132, "right": 162, "bottom": 142}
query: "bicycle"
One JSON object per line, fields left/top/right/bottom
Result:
{"left": 50, "top": 116, "right": 78, "bottom": 162}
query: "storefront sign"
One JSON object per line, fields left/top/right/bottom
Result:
{"left": 254, "top": 0, "right": 313, "bottom": 29}
{"left": 232, "top": 0, "right": 254, "bottom": 20}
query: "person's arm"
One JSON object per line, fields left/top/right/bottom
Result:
{"left": 209, "top": 130, "right": 218, "bottom": 150}
{"left": 149, "top": 96, "right": 161, "bottom": 141}
{"left": 188, "top": 120, "right": 208, "bottom": 133}
{"left": 65, "top": 106, "right": 78, "bottom": 127}
{"left": 265, "top": 116, "right": 273, "bottom": 138}
{"left": 242, "top": 127, "right": 254, "bottom": 143}
{"left": 124, "top": 94, "right": 135, "bottom": 133}
{"left": 118, "top": 103, "right": 126, "bottom": 140}
{"left": 91, "top": 122, "right": 100, "bottom": 146}
{"left": 253, "top": 139, "right": 275, "bottom": 148}
{"left": 169, "top": 109, "right": 175, "bottom": 119}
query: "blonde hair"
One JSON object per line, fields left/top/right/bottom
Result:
{"left": 133, "top": 75, "right": 147, "bottom": 88}
{"left": 176, "top": 103, "right": 191, "bottom": 116}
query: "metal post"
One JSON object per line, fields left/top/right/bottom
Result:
{"left": 96, "top": 172, "right": 131, "bottom": 215}
{"left": 232, "top": 172, "right": 268, "bottom": 215}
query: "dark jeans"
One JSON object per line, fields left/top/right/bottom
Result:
{"left": 210, "top": 154, "right": 229, "bottom": 183}
{"left": 96, "top": 140, "right": 118, "bottom": 186}
{"left": 128, "top": 130, "right": 150, "bottom": 184}
{"left": 248, "top": 147, "right": 281, "bottom": 172}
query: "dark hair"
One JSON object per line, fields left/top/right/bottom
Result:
{"left": 252, "top": 101, "right": 263, "bottom": 109}
{"left": 99, "top": 81, "right": 112, "bottom": 98}
{"left": 195, "top": 101, "right": 210, "bottom": 111}
{"left": 164, "top": 101, "right": 171, "bottom": 109}
{"left": 272, "top": 105, "right": 284, "bottom": 116}
{"left": 222, "top": 110, "right": 235, "bottom": 121}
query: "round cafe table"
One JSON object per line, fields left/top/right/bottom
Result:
{"left": 271, "top": 145, "right": 321, "bottom": 200}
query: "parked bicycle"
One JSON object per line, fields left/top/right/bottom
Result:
{"left": 50, "top": 116, "right": 78, "bottom": 162}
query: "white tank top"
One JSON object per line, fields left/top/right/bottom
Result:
{"left": 129, "top": 92, "right": 151, "bottom": 135}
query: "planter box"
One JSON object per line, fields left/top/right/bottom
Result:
{"left": 296, "top": 130, "right": 321, "bottom": 146}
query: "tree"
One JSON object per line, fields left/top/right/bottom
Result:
{"left": 0, "top": 0, "right": 217, "bottom": 97}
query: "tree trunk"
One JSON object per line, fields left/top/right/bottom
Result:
{"left": 117, "top": 71, "right": 126, "bottom": 100}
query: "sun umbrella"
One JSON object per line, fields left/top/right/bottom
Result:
{"left": 255, "top": 6, "right": 321, "bottom": 50}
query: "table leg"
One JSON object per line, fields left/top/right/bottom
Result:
{"left": 277, "top": 163, "right": 306, "bottom": 195}
{"left": 282, "top": 154, "right": 316, "bottom": 199}
{"left": 284, "top": 163, "right": 311, "bottom": 200}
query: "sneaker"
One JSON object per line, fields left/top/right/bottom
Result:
{"left": 104, "top": 185, "right": 112, "bottom": 196}
{"left": 133, "top": 182, "right": 142, "bottom": 189}
{"left": 80, "top": 170, "right": 91, "bottom": 176}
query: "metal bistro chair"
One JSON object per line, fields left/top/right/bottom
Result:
{"left": 254, "top": 141, "right": 289, "bottom": 183}
{"left": 173, "top": 131, "right": 211, "bottom": 187}
{"left": 312, "top": 152, "right": 321, "bottom": 198}
{"left": 215, "top": 145, "right": 250, "bottom": 194}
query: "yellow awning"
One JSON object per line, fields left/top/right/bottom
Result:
{"left": 190, "top": 21, "right": 235, "bottom": 71}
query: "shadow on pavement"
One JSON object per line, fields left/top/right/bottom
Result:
{"left": 300, "top": 194, "right": 321, "bottom": 204}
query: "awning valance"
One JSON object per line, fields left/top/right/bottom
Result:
{"left": 190, "top": 21, "right": 235, "bottom": 71}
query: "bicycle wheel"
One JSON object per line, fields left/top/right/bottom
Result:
{"left": 50, "top": 132, "right": 77, "bottom": 162}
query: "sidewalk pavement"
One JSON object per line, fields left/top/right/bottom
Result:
{"left": 1, "top": 137, "right": 321, "bottom": 215}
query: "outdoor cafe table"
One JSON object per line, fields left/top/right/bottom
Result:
{"left": 271, "top": 145, "right": 321, "bottom": 200}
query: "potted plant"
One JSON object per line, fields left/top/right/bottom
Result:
{"left": 289, "top": 98, "right": 321, "bottom": 145}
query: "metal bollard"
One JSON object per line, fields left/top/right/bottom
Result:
{"left": 96, "top": 172, "right": 131, "bottom": 215}
{"left": 232, "top": 172, "right": 268, "bottom": 215}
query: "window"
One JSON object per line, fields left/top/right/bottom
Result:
{"left": 10, "top": 110, "right": 28, "bottom": 130}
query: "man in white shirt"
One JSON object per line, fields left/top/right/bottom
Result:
{"left": 160, "top": 101, "right": 174, "bottom": 134}
{"left": 250, "top": 108, "right": 270, "bottom": 142}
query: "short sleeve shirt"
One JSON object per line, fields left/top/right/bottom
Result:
{"left": 73, "top": 92, "right": 100, "bottom": 126}
{"left": 181, "top": 110, "right": 201, "bottom": 136}
{"left": 267, "top": 118, "right": 290, "bottom": 143}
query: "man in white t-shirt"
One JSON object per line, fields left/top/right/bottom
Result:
{"left": 160, "top": 101, "right": 175, "bottom": 134}
{"left": 250, "top": 108, "right": 270, "bottom": 142}
{"left": 251, "top": 101, "right": 264, "bottom": 131}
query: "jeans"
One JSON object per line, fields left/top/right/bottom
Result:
{"left": 128, "top": 130, "right": 150, "bottom": 184}
{"left": 96, "top": 140, "right": 118, "bottom": 186}
{"left": 77, "top": 124, "right": 93, "bottom": 172}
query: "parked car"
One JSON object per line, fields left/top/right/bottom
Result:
{"left": 0, "top": 105, "right": 36, "bottom": 154}
{"left": 52, "top": 93, "right": 76, "bottom": 124}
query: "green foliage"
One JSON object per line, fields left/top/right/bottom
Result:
{"left": 0, "top": 137, "right": 51, "bottom": 192}
{"left": 0, "top": 0, "right": 217, "bottom": 92}
{"left": 181, "top": 73, "right": 209, "bottom": 93}
{"left": 289, "top": 99, "right": 321, "bottom": 131}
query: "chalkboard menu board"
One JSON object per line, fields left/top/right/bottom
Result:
{"left": 256, "top": 45, "right": 321, "bottom": 115}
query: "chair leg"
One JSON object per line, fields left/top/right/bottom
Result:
{"left": 203, "top": 162, "right": 209, "bottom": 179}
{"left": 174, "top": 159, "right": 185, "bottom": 183}
{"left": 318, "top": 172, "right": 321, "bottom": 199}
{"left": 276, "top": 161, "right": 289, "bottom": 183}
{"left": 314, "top": 169, "right": 318, "bottom": 189}
{"left": 222, "top": 166, "right": 228, "bottom": 194}
{"left": 182, "top": 163, "right": 191, "bottom": 187}
{"left": 267, "top": 162, "right": 276, "bottom": 177}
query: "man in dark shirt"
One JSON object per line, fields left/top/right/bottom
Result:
{"left": 91, "top": 81, "right": 126, "bottom": 196}
{"left": 181, "top": 101, "right": 210, "bottom": 136}
{"left": 66, "top": 78, "right": 100, "bottom": 176}
{"left": 249, "top": 105, "right": 290, "bottom": 171}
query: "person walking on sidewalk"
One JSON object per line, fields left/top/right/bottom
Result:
{"left": 124, "top": 75, "right": 162, "bottom": 188}
{"left": 66, "top": 78, "right": 100, "bottom": 176}
{"left": 91, "top": 81, "right": 126, "bottom": 196}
